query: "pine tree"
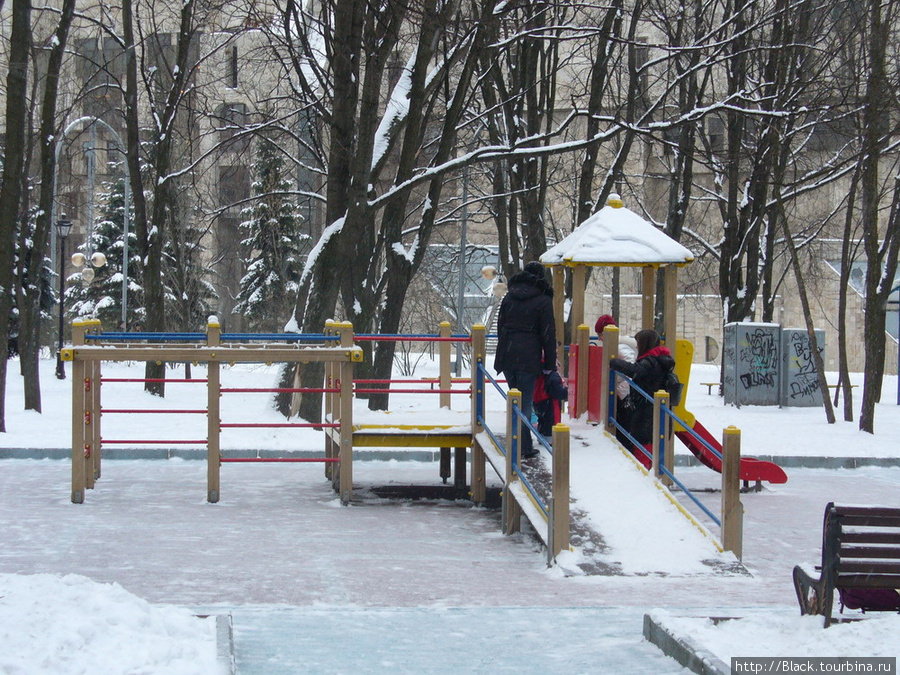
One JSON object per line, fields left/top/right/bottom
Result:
{"left": 233, "top": 136, "right": 309, "bottom": 333}
{"left": 163, "top": 207, "right": 218, "bottom": 332}
{"left": 10, "top": 207, "right": 55, "bottom": 354}
{"left": 66, "top": 178, "right": 143, "bottom": 330}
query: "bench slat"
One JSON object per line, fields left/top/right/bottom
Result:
{"left": 835, "top": 575, "right": 900, "bottom": 589}
{"left": 834, "top": 505, "right": 900, "bottom": 521}
{"left": 838, "top": 516, "right": 900, "bottom": 529}
{"left": 833, "top": 505, "right": 900, "bottom": 516}
{"left": 836, "top": 560, "right": 900, "bottom": 575}
{"left": 840, "top": 546, "right": 900, "bottom": 559}
{"left": 842, "top": 531, "right": 900, "bottom": 545}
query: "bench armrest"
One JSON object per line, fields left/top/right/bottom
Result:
{"left": 793, "top": 564, "right": 828, "bottom": 617}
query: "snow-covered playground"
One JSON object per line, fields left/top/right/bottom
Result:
{"left": 2, "top": 357, "right": 900, "bottom": 674}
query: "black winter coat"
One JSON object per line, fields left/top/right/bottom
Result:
{"left": 493, "top": 271, "right": 556, "bottom": 375}
{"left": 609, "top": 346, "right": 675, "bottom": 445}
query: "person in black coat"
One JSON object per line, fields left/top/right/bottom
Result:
{"left": 609, "top": 329, "right": 676, "bottom": 462}
{"left": 493, "top": 261, "right": 557, "bottom": 458}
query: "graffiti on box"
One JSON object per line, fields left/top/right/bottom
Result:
{"left": 738, "top": 328, "right": 778, "bottom": 390}
{"left": 786, "top": 331, "right": 821, "bottom": 400}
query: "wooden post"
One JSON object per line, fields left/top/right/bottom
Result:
{"left": 470, "top": 324, "right": 487, "bottom": 505}
{"left": 651, "top": 390, "right": 669, "bottom": 478}
{"left": 575, "top": 324, "right": 590, "bottom": 418}
{"left": 87, "top": 358, "right": 100, "bottom": 487}
{"left": 663, "top": 396, "right": 675, "bottom": 487}
{"left": 503, "top": 388, "right": 522, "bottom": 534}
{"left": 85, "top": 320, "right": 102, "bottom": 487}
{"left": 550, "top": 423, "right": 570, "bottom": 561}
{"left": 600, "top": 325, "right": 619, "bottom": 432}
{"left": 439, "top": 321, "right": 452, "bottom": 484}
{"left": 571, "top": 265, "right": 586, "bottom": 333}
{"left": 552, "top": 266, "right": 566, "bottom": 368}
{"left": 338, "top": 321, "right": 355, "bottom": 504}
{"left": 721, "top": 426, "right": 744, "bottom": 560}
{"left": 324, "top": 320, "right": 336, "bottom": 480}
{"left": 641, "top": 266, "right": 655, "bottom": 330}
{"left": 70, "top": 320, "right": 88, "bottom": 503}
{"left": 207, "top": 318, "right": 221, "bottom": 503}
{"left": 663, "top": 264, "right": 678, "bottom": 346}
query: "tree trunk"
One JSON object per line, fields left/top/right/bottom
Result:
{"left": 121, "top": 0, "right": 162, "bottom": 394}
{"left": 0, "top": 0, "right": 32, "bottom": 431}
{"left": 17, "top": 0, "right": 77, "bottom": 413}
{"left": 777, "top": 201, "right": 835, "bottom": 423}
{"left": 836, "top": 167, "right": 862, "bottom": 421}
{"left": 858, "top": 0, "right": 896, "bottom": 433}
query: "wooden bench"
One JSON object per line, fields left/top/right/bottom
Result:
{"left": 700, "top": 382, "right": 719, "bottom": 395}
{"left": 793, "top": 502, "right": 900, "bottom": 626}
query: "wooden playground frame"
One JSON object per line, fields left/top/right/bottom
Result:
{"left": 63, "top": 318, "right": 362, "bottom": 505}
{"left": 63, "top": 318, "right": 573, "bottom": 562}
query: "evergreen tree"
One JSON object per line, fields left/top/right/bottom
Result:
{"left": 10, "top": 207, "right": 55, "bottom": 354}
{"left": 163, "top": 204, "right": 218, "bottom": 332}
{"left": 66, "top": 178, "right": 142, "bottom": 330}
{"left": 233, "top": 137, "right": 309, "bottom": 333}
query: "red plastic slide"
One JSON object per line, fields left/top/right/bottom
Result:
{"left": 676, "top": 419, "right": 788, "bottom": 484}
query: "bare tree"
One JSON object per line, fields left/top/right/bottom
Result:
{"left": 0, "top": 0, "right": 32, "bottom": 431}
{"left": 857, "top": 0, "right": 900, "bottom": 433}
{"left": 14, "top": 0, "right": 77, "bottom": 413}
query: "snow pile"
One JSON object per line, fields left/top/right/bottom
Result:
{"left": 0, "top": 574, "right": 224, "bottom": 675}
{"left": 652, "top": 609, "right": 900, "bottom": 661}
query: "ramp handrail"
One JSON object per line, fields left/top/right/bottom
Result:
{"left": 608, "top": 362, "right": 742, "bottom": 559}
{"left": 471, "top": 325, "right": 569, "bottom": 564}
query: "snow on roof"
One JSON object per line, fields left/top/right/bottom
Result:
{"left": 540, "top": 196, "right": 694, "bottom": 267}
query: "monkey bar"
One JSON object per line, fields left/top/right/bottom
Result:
{"left": 62, "top": 318, "right": 361, "bottom": 504}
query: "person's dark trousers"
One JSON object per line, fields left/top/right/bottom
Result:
{"left": 534, "top": 398, "right": 555, "bottom": 437}
{"left": 503, "top": 370, "right": 538, "bottom": 456}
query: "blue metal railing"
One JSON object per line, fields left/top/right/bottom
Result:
{"left": 608, "top": 368, "right": 721, "bottom": 527}
{"left": 88, "top": 332, "right": 207, "bottom": 342}
{"left": 476, "top": 362, "right": 549, "bottom": 517}
{"left": 88, "top": 331, "right": 340, "bottom": 343}
{"left": 91, "top": 330, "right": 481, "bottom": 343}
{"left": 512, "top": 404, "right": 549, "bottom": 516}
{"left": 475, "top": 360, "right": 505, "bottom": 455}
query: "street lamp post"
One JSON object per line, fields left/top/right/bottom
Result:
{"left": 55, "top": 216, "right": 74, "bottom": 380}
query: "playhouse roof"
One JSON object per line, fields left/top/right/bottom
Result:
{"left": 539, "top": 199, "right": 694, "bottom": 268}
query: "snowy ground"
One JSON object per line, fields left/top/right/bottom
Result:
{"left": 1, "top": 358, "right": 899, "bottom": 673}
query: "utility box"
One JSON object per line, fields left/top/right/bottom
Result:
{"left": 781, "top": 328, "right": 825, "bottom": 407}
{"left": 723, "top": 322, "right": 781, "bottom": 407}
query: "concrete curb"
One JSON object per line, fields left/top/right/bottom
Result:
{"left": 3, "top": 447, "right": 899, "bottom": 468}
{"left": 642, "top": 613, "right": 730, "bottom": 675}
{"left": 675, "top": 454, "right": 900, "bottom": 469}
{"left": 216, "top": 614, "right": 235, "bottom": 675}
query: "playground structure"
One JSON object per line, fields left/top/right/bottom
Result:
{"left": 62, "top": 318, "right": 573, "bottom": 562}
{"left": 63, "top": 313, "right": 757, "bottom": 562}
{"left": 61, "top": 198, "right": 776, "bottom": 564}
{"left": 541, "top": 197, "right": 787, "bottom": 485}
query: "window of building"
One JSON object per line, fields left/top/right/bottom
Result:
{"left": 227, "top": 46, "right": 239, "bottom": 88}
{"left": 216, "top": 102, "right": 250, "bottom": 151}
{"left": 218, "top": 165, "right": 250, "bottom": 212}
